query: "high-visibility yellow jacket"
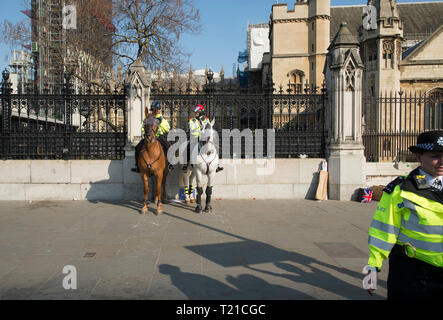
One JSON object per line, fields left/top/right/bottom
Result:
{"left": 189, "top": 116, "right": 209, "bottom": 138}
{"left": 142, "top": 113, "right": 170, "bottom": 137}
{"left": 368, "top": 168, "right": 443, "bottom": 269}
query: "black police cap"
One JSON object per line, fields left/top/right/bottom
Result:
{"left": 408, "top": 130, "right": 443, "bottom": 153}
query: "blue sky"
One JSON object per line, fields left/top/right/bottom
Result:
{"left": 0, "top": 0, "right": 441, "bottom": 77}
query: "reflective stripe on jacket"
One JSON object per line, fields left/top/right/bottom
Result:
{"left": 368, "top": 175, "right": 443, "bottom": 269}
{"left": 189, "top": 117, "right": 209, "bottom": 137}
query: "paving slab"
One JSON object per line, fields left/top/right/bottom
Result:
{"left": 0, "top": 199, "right": 387, "bottom": 300}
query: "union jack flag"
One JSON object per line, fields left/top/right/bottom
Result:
{"left": 361, "top": 189, "right": 373, "bottom": 203}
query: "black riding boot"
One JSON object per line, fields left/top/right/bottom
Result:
{"left": 158, "top": 136, "right": 174, "bottom": 171}
{"left": 131, "top": 139, "right": 144, "bottom": 172}
{"left": 195, "top": 187, "right": 203, "bottom": 213}
{"left": 204, "top": 186, "right": 213, "bottom": 213}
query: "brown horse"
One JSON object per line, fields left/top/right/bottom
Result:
{"left": 139, "top": 107, "right": 168, "bottom": 214}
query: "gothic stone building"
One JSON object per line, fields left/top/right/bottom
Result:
{"left": 266, "top": 0, "right": 442, "bottom": 95}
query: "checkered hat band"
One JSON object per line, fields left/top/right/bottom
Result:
{"left": 417, "top": 143, "right": 434, "bottom": 150}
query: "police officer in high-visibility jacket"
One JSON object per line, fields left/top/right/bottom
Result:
{"left": 131, "top": 101, "right": 173, "bottom": 172}
{"left": 182, "top": 104, "right": 223, "bottom": 173}
{"left": 363, "top": 130, "right": 443, "bottom": 300}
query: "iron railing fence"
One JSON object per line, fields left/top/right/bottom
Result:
{"left": 151, "top": 80, "right": 327, "bottom": 159}
{"left": 1, "top": 71, "right": 127, "bottom": 160}
{"left": 362, "top": 90, "right": 442, "bottom": 162}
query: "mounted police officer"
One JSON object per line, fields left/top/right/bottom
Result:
{"left": 182, "top": 104, "right": 223, "bottom": 173}
{"left": 363, "top": 130, "right": 443, "bottom": 300}
{"left": 132, "top": 101, "right": 174, "bottom": 173}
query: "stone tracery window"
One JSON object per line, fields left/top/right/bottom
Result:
{"left": 396, "top": 40, "right": 402, "bottom": 67}
{"left": 290, "top": 69, "right": 305, "bottom": 93}
{"left": 383, "top": 40, "right": 394, "bottom": 69}
{"left": 345, "top": 60, "right": 356, "bottom": 91}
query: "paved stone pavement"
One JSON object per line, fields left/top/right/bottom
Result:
{"left": 0, "top": 198, "right": 387, "bottom": 300}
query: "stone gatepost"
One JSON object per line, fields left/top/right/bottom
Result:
{"left": 123, "top": 58, "right": 152, "bottom": 199}
{"left": 125, "top": 58, "right": 151, "bottom": 146}
{"left": 324, "top": 22, "right": 366, "bottom": 200}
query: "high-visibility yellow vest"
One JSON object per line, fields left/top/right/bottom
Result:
{"left": 142, "top": 113, "right": 170, "bottom": 137}
{"left": 368, "top": 171, "right": 443, "bottom": 269}
{"left": 154, "top": 113, "right": 170, "bottom": 137}
{"left": 189, "top": 116, "right": 209, "bottom": 138}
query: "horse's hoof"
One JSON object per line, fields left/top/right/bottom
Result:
{"left": 195, "top": 206, "right": 202, "bottom": 214}
{"left": 185, "top": 199, "right": 190, "bottom": 204}
{"left": 190, "top": 199, "right": 195, "bottom": 203}
{"left": 204, "top": 206, "right": 212, "bottom": 213}
{"left": 141, "top": 208, "right": 147, "bottom": 215}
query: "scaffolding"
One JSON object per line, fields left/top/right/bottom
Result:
{"left": 9, "top": 50, "right": 34, "bottom": 93}
{"left": 32, "top": 0, "right": 66, "bottom": 93}
{"left": 29, "top": 0, "right": 114, "bottom": 93}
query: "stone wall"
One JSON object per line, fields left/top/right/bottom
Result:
{"left": 0, "top": 158, "right": 327, "bottom": 201}
{"left": 0, "top": 157, "right": 419, "bottom": 201}
{"left": 365, "top": 161, "right": 419, "bottom": 187}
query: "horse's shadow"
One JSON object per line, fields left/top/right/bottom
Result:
{"left": 155, "top": 263, "right": 315, "bottom": 299}
{"left": 153, "top": 210, "right": 387, "bottom": 300}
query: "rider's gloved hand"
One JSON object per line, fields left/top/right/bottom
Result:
{"left": 362, "top": 265, "right": 378, "bottom": 295}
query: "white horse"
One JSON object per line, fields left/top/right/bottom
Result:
{"left": 182, "top": 119, "right": 219, "bottom": 213}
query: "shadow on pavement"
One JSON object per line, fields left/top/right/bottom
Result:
{"left": 160, "top": 211, "right": 386, "bottom": 300}
{"left": 158, "top": 263, "right": 314, "bottom": 299}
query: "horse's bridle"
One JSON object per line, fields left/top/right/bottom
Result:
{"left": 198, "top": 139, "right": 217, "bottom": 175}
{"left": 142, "top": 141, "right": 163, "bottom": 170}
{"left": 142, "top": 121, "right": 162, "bottom": 169}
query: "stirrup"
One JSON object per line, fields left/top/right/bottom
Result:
{"left": 216, "top": 166, "right": 224, "bottom": 173}
{"left": 168, "top": 164, "right": 174, "bottom": 170}
{"left": 131, "top": 167, "right": 140, "bottom": 173}
{"left": 182, "top": 165, "right": 188, "bottom": 171}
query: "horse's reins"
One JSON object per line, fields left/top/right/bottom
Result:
{"left": 142, "top": 127, "right": 163, "bottom": 170}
